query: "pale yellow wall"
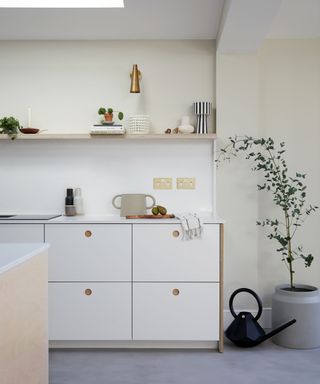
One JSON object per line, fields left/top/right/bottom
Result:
{"left": 217, "top": 39, "right": 320, "bottom": 308}
{"left": 258, "top": 39, "right": 320, "bottom": 304}
{"left": 216, "top": 53, "right": 260, "bottom": 307}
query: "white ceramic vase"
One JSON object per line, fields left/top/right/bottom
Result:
{"left": 178, "top": 116, "right": 194, "bottom": 134}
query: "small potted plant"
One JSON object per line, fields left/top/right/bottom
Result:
{"left": 0, "top": 116, "right": 20, "bottom": 140}
{"left": 98, "top": 107, "right": 124, "bottom": 124}
{"left": 217, "top": 136, "right": 319, "bottom": 349}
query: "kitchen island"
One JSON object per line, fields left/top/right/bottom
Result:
{"left": 0, "top": 243, "right": 49, "bottom": 384}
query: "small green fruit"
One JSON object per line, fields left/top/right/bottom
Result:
{"left": 152, "top": 206, "right": 159, "bottom": 215}
{"left": 157, "top": 205, "right": 167, "bottom": 215}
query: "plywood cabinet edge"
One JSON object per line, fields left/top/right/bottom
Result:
{"left": 218, "top": 223, "right": 224, "bottom": 353}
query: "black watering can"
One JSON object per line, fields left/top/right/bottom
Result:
{"left": 225, "top": 288, "right": 296, "bottom": 348}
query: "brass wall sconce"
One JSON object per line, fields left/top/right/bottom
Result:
{"left": 130, "top": 64, "right": 141, "bottom": 93}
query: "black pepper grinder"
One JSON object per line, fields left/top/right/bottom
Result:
{"left": 65, "top": 188, "right": 76, "bottom": 216}
{"left": 65, "top": 188, "right": 74, "bottom": 205}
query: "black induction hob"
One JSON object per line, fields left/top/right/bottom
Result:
{"left": 0, "top": 214, "right": 62, "bottom": 220}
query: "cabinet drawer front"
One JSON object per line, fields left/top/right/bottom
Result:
{"left": 0, "top": 224, "right": 44, "bottom": 242}
{"left": 49, "top": 282, "right": 131, "bottom": 340}
{"left": 133, "top": 283, "right": 219, "bottom": 341}
{"left": 46, "top": 224, "right": 131, "bottom": 281}
{"left": 133, "top": 224, "right": 219, "bottom": 281}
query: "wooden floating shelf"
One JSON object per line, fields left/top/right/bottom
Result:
{"left": 0, "top": 133, "right": 217, "bottom": 141}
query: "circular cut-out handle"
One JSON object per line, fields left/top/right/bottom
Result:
{"left": 229, "top": 288, "right": 262, "bottom": 321}
{"left": 172, "top": 288, "right": 180, "bottom": 296}
{"left": 172, "top": 230, "right": 180, "bottom": 238}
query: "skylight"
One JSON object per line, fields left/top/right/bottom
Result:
{"left": 0, "top": 0, "right": 124, "bottom": 7}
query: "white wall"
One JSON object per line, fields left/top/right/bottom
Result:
{"left": 0, "top": 40, "right": 215, "bottom": 215}
{"left": 0, "top": 140, "right": 214, "bottom": 215}
{"left": 0, "top": 40, "right": 215, "bottom": 133}
{"left": 217, "top": 38, "right": 320, "bottom": 308}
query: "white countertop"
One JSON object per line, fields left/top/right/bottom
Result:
{"left": 0, "top": 243, "right": 49, "bottom": 274}
{"left": 0, "top": 214, "right": 224, "bottom": 224}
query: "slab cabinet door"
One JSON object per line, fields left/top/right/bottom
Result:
{"left": 49, "top": 282, "right": 131, "bottom": 340}
{"left": 46, "top": 224, "right": 131, "bottom": 281}
{"left": 0, "top": 224, "right": 44, "bottom": 242}
{"left": 133, "top": 282, "right": 219, "bottom": 341}
{"left": 133, "top": 224, "right": 219, "bottom": 281}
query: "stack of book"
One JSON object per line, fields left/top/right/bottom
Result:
{"left": 90, "top": 125, "right": 125, "bottom": 135}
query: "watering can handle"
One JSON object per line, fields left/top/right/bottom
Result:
{"left": 229, "top": 288, "right": 263, "bottom": 321}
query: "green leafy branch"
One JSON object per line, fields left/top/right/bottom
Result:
{"left": 217, "top": 136, "right": 318, "bottom": 288}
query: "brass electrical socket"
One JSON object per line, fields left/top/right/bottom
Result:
{"left": 153, "top": 178, "right": 173, "bottom": 190}
{"left": 176, "top": 178, "right": 196, "bottom": 190}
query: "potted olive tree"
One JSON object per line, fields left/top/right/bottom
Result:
{"left": 0, "top": 116, "right": 20, "bottom": 140}
{"left": 218, "top": 136, "right": 320, "bottom": 349}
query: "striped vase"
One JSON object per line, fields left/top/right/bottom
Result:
{"left": 193, "top": 101, "right": 212, "bottom": 134}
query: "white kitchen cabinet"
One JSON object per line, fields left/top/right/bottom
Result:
{"left": 133, "top": 282, "right": 219, "bottom": 341}
{"left": 45, "top": 224, "right": 131, "bottom": 281}
{"left": 0, "top": 224, "right": 44, "bottom": 242}
{"left": 49, "top": 282, "right": 131, "bottom": 340}
{"left": 43, "top": 219, "right": 223, "bottom": 351}
{"left": 133, "top": 224, "right": 219, "bottom": 281}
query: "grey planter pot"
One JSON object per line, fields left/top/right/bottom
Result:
{"left": 272, "top": 284, "right": 320, "bottom": 349}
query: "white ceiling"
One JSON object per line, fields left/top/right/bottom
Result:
{"left": 0, "top": 0, "right": 319, "bottom": 43}
{"left": 217, "top": 0, "right": 282, "bottom": 53}
{"left": 0, "top": 0, "right": 225, "bottom": 40}
{"left": 268, "top": 0, "right": 320, "bottom": 39}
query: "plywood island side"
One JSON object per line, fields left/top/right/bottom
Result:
{"left": 0, "top": 244, "right": 49, "bottom": 384}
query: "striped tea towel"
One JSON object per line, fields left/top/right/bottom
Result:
{"left": 175, "top": 213, "right": 203, "bottom": 240}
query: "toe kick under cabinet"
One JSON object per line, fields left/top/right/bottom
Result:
{"left": 45, "top": 222, "right": 224, "bottom": 351}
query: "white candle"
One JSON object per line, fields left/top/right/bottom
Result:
{"left": 28, "top": 107, "right": 32, "bottom": 128}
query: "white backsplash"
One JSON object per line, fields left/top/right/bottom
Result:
{"left": 0, "top": 140, "right": 214, "bottom": 215}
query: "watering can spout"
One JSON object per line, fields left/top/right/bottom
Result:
{"left": 258, "top": 319, "right": 297, "bottom": 344}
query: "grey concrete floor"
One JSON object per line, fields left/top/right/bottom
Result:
{"left": 49, "top": 341, "right": 320, "bottom": 384}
